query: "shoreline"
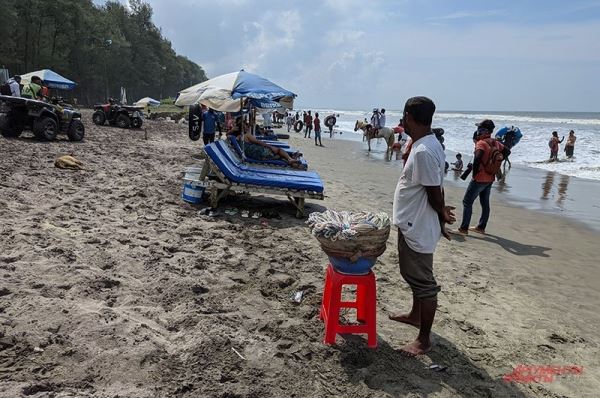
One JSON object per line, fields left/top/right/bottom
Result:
{"left": 303, "top": 128, "right": 600, "bottom": 232}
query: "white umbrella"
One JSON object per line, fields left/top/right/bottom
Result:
{"left": 174, "top": 70, "right": 295, "bottom": 111}
{"left": 133, "top": 97, "right": 161, "bottom": 107}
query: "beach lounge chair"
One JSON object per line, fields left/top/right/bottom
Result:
{"left": 200, "top": 142, "right": 324, "bottom": 217}
{"left": 227, "top": 136, "right": 307, "bottom": 169}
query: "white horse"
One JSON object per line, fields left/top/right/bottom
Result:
{"left": 354, "top": 120, "right": 396, "bottom": 157}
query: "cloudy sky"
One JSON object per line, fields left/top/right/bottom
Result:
{"left": 98, "top": 0, "right": 600, "bottom": 112}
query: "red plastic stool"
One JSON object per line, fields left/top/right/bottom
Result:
{"left": 319, "top": 264, "right": 377, "bottom": 348}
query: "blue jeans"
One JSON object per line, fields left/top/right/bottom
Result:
{"left": 460, "top": 181, "right": 493, "bottom": 231}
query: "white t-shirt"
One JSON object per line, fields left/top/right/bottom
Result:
{"left": 393, "top": 134, "right": 446, "bottom": 254}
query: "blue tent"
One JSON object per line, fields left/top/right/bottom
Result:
{"left": 20, "top": 69, "right": 77, "bottom": 90}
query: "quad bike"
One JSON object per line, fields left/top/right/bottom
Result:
{"left": 0, "top": 95, "right": 85, "bottom": 141}
{"left": 92, "top": 99, "right": 143, "bottom": 129}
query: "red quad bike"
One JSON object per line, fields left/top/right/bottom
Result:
{"left": 92, "top": 98, "right": 143, "bottom": 129}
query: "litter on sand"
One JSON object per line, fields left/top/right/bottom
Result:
{"left": 428, "top": 364, "right": 448, "bottom": 372}
{"left": 291, "top": 290, "right": 304, "bottom": 304}
{"left": 241, "top": 210, "right": 250, "bottom": 218}
{"left": 232, "top": 347, "right": 246, "bottom": 360}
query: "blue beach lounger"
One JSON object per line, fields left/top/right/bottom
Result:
{"left": 200, "top": 142, "right": 324, "bottom": 217}
{"left": 227, "top": 136, "right": 307, "bottom": 169}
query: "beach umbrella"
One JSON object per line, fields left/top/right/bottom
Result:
{"left": 174, "top": 70, "right": 296, "bottom": 112}
{"left": 133, "top": 97, "right": 161, "bottom": 107}
{"left": 20, "top": 69, "right": 76, "bottom": 90}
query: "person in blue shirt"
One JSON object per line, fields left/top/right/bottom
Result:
{"left": 202, "top": 108, "right": 218, "bottom": 145}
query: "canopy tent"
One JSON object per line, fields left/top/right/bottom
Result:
{"left": 133, "top": 97, "right": 161, "bottom": 107}
{"left": 175, "top": 70, "right": 295, "bottom": 112}
{"left": 20, "top": 69, "right": 76, "bottom": 90}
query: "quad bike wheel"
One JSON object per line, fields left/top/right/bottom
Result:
{"left": 0, "top": 114, "right": 23, "bottom": 138}
{"left": 92, "top": 110, "right": 106, "bottom": 125}
{"left": 131, "top": 117, "right": 143, "bottom": 129}
{"left": 33, "top": 117, "right": 58, "bottom": 141}
{"left": 116, "top": 114, "right": 131, "bottom": 129}
{"left": 67, "top": 119, "right": 85, "bottom": 141}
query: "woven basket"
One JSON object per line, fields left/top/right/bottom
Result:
{"left": 316, "top": 225, "right": 390, "bottom": 262}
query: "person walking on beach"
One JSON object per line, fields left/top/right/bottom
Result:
{"left": 286, "top": 112, "right": 294, "bottom": 132}
{"left": 304, "top": 110, "right": 313, "bottom": 138}
{"left": 202, "top": 107, "right": 218, "bottom": 145}
{"left": 565, "top": 130, "right": 576, "bottom": 159}
{"left": 314, "top": 112, "right": 323, "bottom": 146}
{"left": 549, "top": 131, "right": 564, "bottom": 161}
{"left": 457, "top": 119, "right": 510, "bottom": 234}
{"left": 389, "top": 96, "right": 456, "bottom": 356}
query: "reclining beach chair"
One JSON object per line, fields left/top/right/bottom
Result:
{"left": 200, "top": 141, "right": 324, "bottom": 218}
{"left": 227, "top": 136, "right": 307, "bottom": 169}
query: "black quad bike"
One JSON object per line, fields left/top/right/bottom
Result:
{"left": 92, "top": 99, "right": 143, "bottom": 129}
{"left": 0, "top": 95, "right": 85, "bottom": 141}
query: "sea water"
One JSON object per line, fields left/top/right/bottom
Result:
{"left": 312, "top": 109, "right": 600, "bottom": 181}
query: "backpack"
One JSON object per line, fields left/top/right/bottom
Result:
{"left": 482, "top": 138, "right": 504, "bottom": 175}
{"left": 548, "top": 139, "right": 553, "bottom": 148}
{"left": 0, "top": 83, "right": 12, "bottom": 95}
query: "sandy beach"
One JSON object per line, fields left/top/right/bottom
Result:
{"left": 1, "top": 113, "right": 599, "bottom": 397}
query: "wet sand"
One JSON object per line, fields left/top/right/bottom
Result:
{"left": 0, "top": 114, "right": 598, "bottom": 397}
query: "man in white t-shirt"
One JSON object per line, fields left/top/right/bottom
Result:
{"left": 389, "top": 96, "right": 456, "bottom": 356}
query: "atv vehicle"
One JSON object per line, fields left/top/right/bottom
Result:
{"left": 92, "top": 99, "right": 143, "bottom": 129}
{"left": 0, "top": 95, "right": 85, "bottom": 141}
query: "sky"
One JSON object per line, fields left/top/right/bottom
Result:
{"left": 96, "top": 0, "right": 600, "bottom": 112}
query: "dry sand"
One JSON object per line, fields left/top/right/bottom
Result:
{"left": 0, "top": 113, "right": 598, "bottom": 397}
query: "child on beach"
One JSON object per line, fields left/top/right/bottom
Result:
{"left": 565, "top": 130, "right": 576, "bottom": 159}
{"left": 549, "top": 131, "right": 564, "bottom": 162}
{"left": 451, "top": 153, "right": 463, "bottom": 171}
{"left": 313, "top": 113, "right": 323, "bottom": 146}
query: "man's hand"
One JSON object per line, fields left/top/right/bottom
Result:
{"left": 440, "top": 206, "right": 456, "bottom": 241}
{"left": 442, "top": 206, "right": 456, "bottom": 224}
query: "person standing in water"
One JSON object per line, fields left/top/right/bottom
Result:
{"left": 564, "top": 130, "right": 576, "bottom": 159}
{"left": 549, "top": 131, "right": 564, "bottom": 161}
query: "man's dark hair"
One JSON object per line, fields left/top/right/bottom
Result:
{"left": 31, "top": 76, "right": 42, "bottom": 84}
{"left": 381, "top": 108, "right": 385, "bottom": 113}
{"left": 404, "top": 96, "right": 435, "bottom": 126}
{"left": 14, "top": 75, "right": 21, "bottom": 82}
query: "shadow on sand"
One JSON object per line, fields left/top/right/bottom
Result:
{"left": 453, "top": 233, "right": 552, "bottom": 257}
{"left": 193, "top": 194, "right": 328, "bottom": 230}
{"left": 335, "top": 334, "right": 529, "bottom": 397}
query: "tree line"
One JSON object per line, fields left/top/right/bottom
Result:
{"left": 0, "top": 0, "right": 207, "bottom": 105}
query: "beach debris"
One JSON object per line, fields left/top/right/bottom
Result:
{"left": 231, "top": 347, "right": 246, "bottom": 360}
{"left": 198, "top": 208, "right": 211, "bottom": 216}
{"left": 428, "top": 364, "right": 447, "bottom": 372}
{"left": 241, "top": 210, "right": 250, "bottom": 218}
{"left": 33, "top": 346, "right": 44, "bottom": 353}
{"left": 291, "top": 290, "right": 304, "bottom": 304}
{"left": 224, "top": 208, "right": 239, "bottom": 216}
{"left": 208, "top": 210, "right": 219, "bottom": 217}
{"left": 54, "top": 155, "right": 84, "bottom": 170}
{"left": 251, "top": 211, "right": 261, "bottom": 219}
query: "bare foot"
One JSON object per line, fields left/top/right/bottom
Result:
{"left": 388, "top": 313, "right": 420, "bottom": 328}
{"left": 400, "top": 339, "right": 432, "bottom": 356}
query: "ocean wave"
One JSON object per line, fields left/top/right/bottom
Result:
{"left": 436, "top": 112, "right": 600, "bottom": 126}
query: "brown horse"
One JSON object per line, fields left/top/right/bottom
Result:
{"left": 354, "top": 120, "right": 396, "bottom": 158}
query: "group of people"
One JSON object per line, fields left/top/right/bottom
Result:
{"left": 549, "top": 130, "right": 576, "bottom": 161}
{"left": 285, "top": 110, "right": 337, "bottom": 146}
{"left": 1, "top": 74, "right": 49, "bottom": 100}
